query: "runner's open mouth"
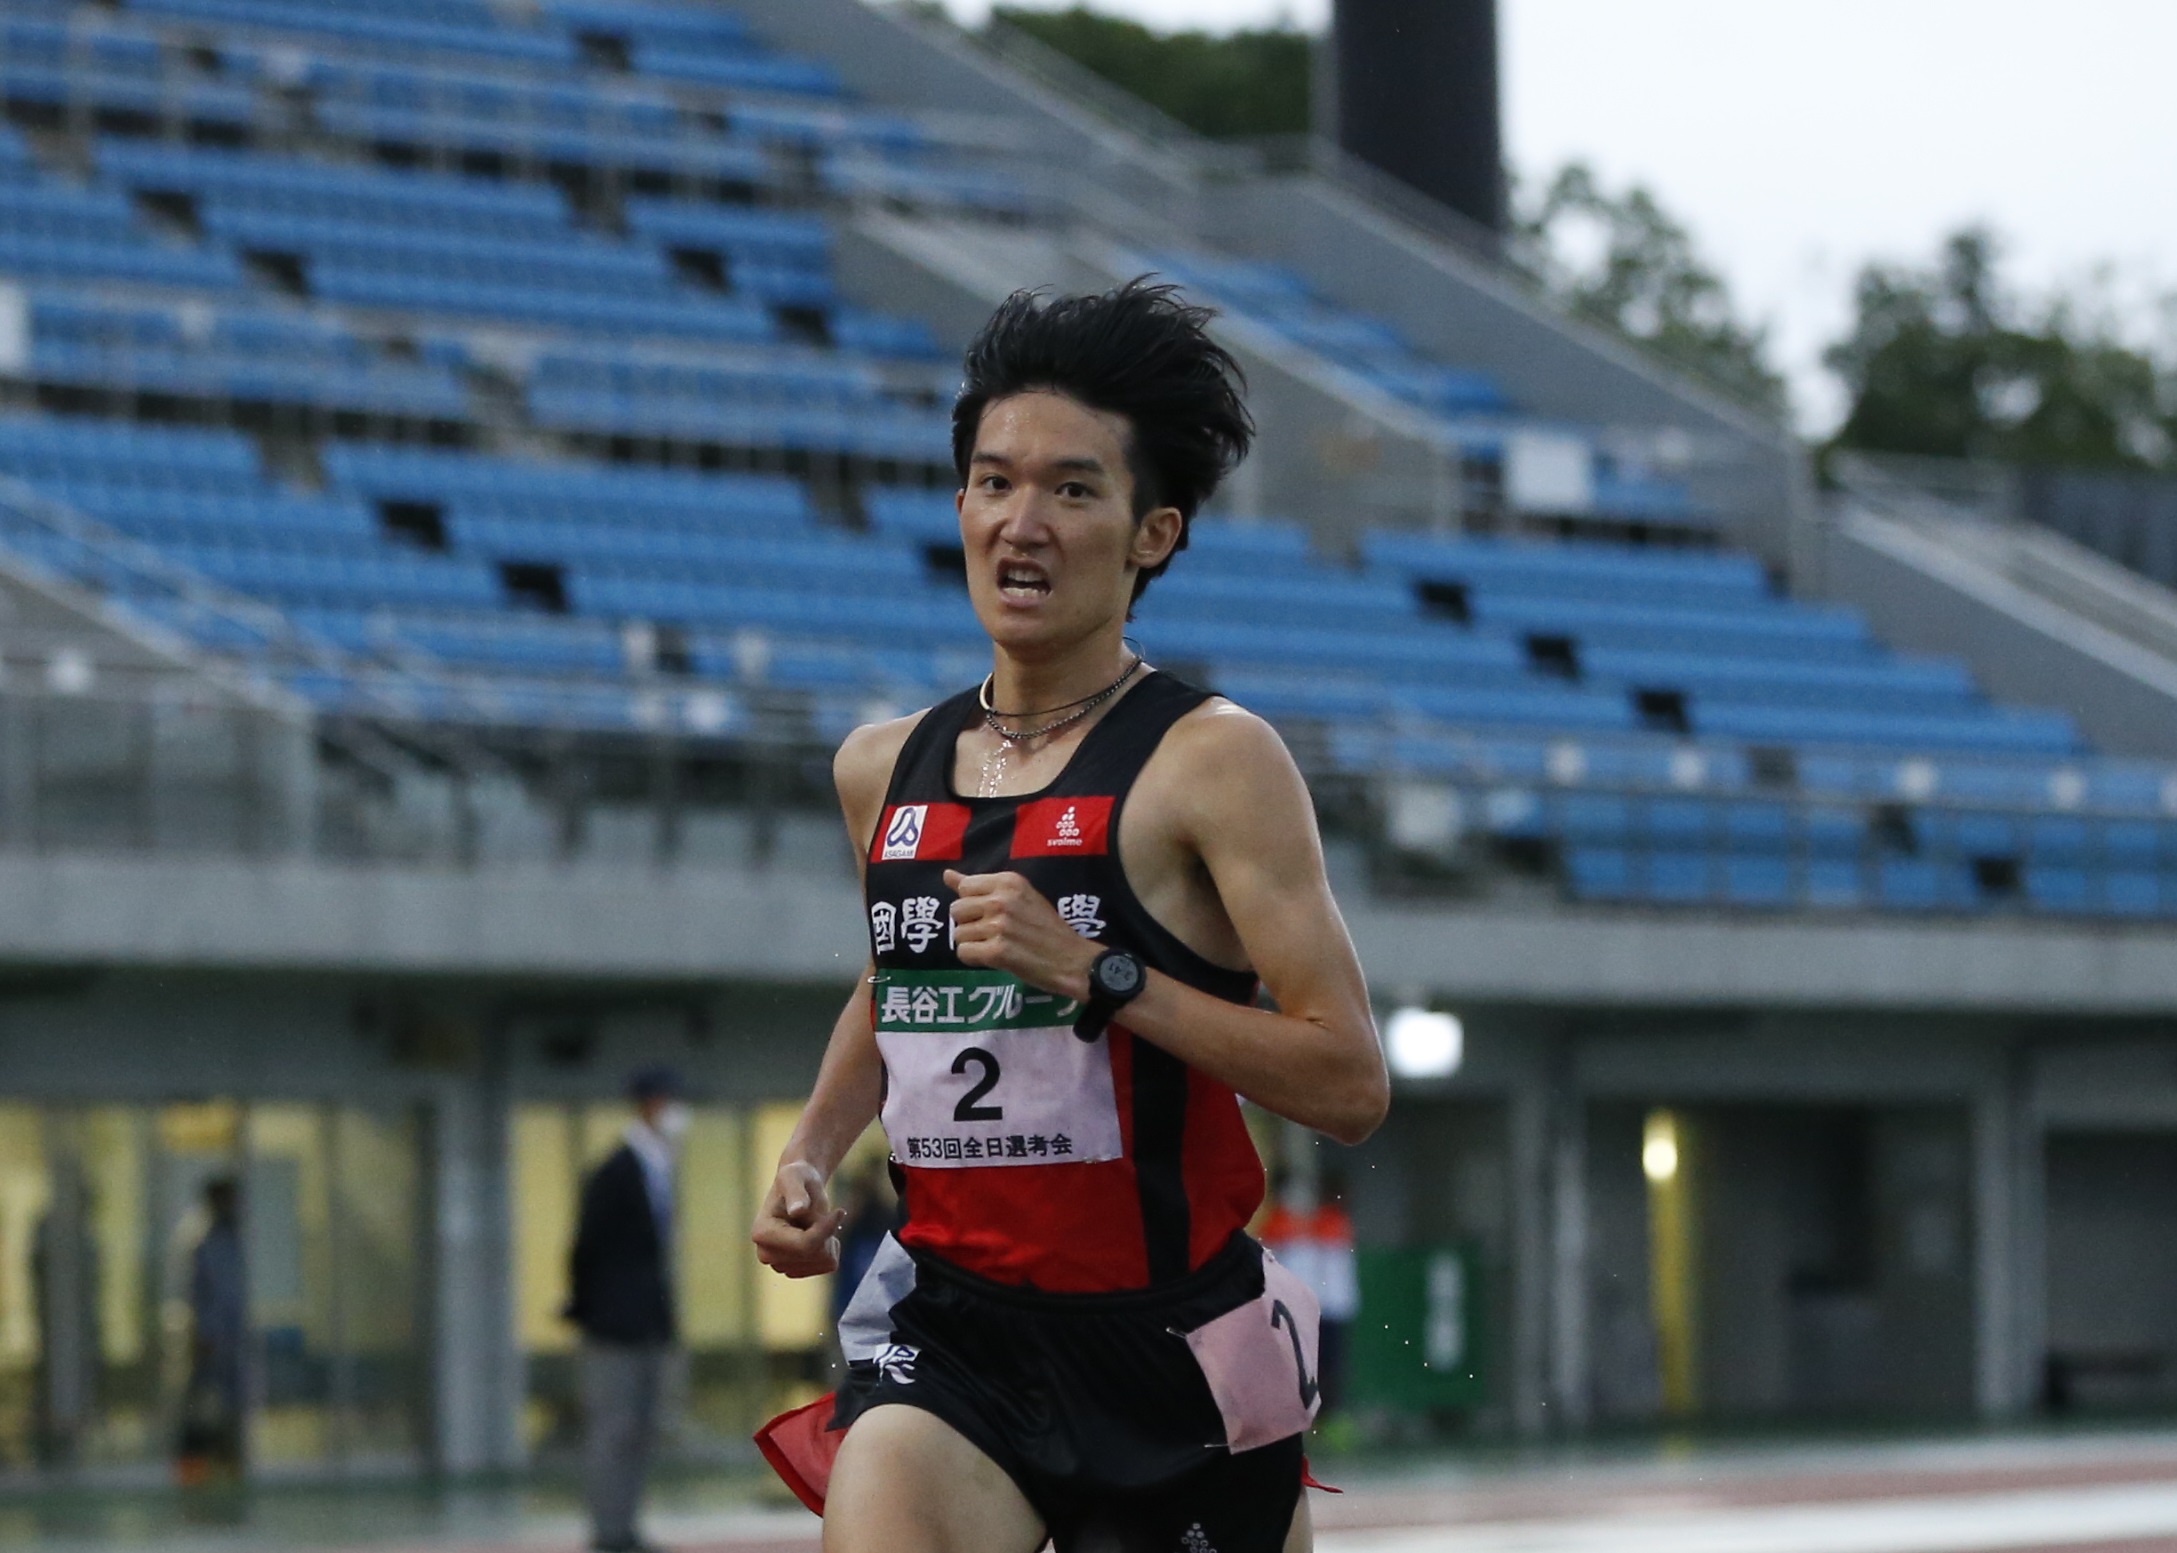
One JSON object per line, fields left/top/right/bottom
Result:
{"left": 998, "top": 563, "right": 1051, "bottom": 598}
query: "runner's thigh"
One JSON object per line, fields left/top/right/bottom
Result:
{"left": 1285, "top": 1489, "right": 1312, "bottom": 1553}
{"left": 823, "top": 1403, "right": 1046, "bottom": 1553}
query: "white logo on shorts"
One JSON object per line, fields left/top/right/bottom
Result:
{"left": 874, "top": 1342, "right": 920, "bottom": 1385}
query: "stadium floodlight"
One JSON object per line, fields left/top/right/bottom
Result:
{"left": 1385, "top": 1006, "right": 1462, "bottom": 1080}
{"left": 1642, "top": 1112, "right": 1681, "bottom": 1183}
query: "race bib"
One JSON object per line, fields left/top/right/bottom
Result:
{"left": 1184, "top": 1249, "right": 1323, "bottom": 1452}
{"left": 874, "top": 969, "right": 1122, "bottom": 1169}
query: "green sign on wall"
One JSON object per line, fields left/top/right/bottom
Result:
{"left": 1350, "top": 1244, "right": 1486, "bottom": 1411}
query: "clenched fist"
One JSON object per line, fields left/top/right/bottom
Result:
{"left": 944, "top": 868, "right": 1102, "bottom": 1002}
{"left": 751, "top": 1160, "right": 848, "bottom": 1279}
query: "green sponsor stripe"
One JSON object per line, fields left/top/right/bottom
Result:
{"left": 872, "top": 969, "right": 1082, "bottom": 1034}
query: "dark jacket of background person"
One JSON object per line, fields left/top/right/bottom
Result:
{"left": 565, "top": 1146, "right": 675, "bottom": 1346}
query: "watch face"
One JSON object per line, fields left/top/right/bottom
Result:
{"left": 1097, "top": 953, "right": 1142, "bottom": 997}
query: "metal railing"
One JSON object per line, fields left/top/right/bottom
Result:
{"left": 1833, "top": 453, "right": 2177, "bottom": 669}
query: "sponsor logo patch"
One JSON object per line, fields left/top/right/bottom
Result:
{"left": 872, "top": 802, "right": 970, "bottom": 863}
{"left": 874, "top": 1342, "right": 920, "bottom": 1386}
{"left": 1010, "top": 795, "right": 1113, "bottom": 858}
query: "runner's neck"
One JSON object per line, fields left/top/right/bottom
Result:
{"left": 987, "top": 637, "right": 1137, "bottom": 721}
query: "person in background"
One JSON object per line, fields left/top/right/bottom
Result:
{"left": 566, "top": 1067, "right": 690, "bottom": 1553}
{"left": 33, "top": 1193, "right": 102, "bottom": 1467}
{"left": 1311, "top": 1170, "right": 1360, "bottom": 1418}
{"left": 182, "top": 1177, "right": 246, "bottom": 1481}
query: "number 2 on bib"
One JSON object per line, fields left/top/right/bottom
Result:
{"left": 951, "top": 1047, "right": 1003, "bottom": 1121}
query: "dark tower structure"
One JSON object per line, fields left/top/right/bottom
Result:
{"left": 1330, "top": 0, "right": 1505, "bottom": 235}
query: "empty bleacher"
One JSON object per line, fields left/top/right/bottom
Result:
{"left": 1147, "top": 250, "right": 1710, "bottom": 538}
{"left": 0, "top": 0, "right": 2163, "bottom": 917}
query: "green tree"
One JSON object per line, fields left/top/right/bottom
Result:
{"left": 1825, "top": 227, "right": 2172, "bottom": 469}
{"left": 1516, "top": 163, "right": 1787, "bottom": 419}
{"left": 990, "top": 6, "right": 1310, "bottom": 141}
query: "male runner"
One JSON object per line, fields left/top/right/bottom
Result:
{"left": 751, "top": 279, "right": 1388, "bottom": 1553}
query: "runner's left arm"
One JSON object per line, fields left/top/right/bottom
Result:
{"left": 947, "top": 709, "right": 1388, "bottom": 1145}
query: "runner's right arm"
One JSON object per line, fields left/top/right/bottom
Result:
{"left": 750, "top": 979, "right": 880, "bottom": 1278}
{"left": 749, "top": 713, "right": 921, "bottom": 1280}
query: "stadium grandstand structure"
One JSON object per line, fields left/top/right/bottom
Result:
{"left": 0, "top": 0, "right": 2165, "bottom": 922}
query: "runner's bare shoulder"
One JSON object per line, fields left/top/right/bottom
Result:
{"left": 1160, "top": 695, "right": 1301, "bottom": 788}
{"left": 1146, "top": 694, "right": 1314, "bottom": 847}
{"left": 835, "top": 707, "right": 934, "bottom": 848}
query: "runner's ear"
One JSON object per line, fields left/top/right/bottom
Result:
{"left": 1130, "top": 505, "right": 1183, "bottom": 573}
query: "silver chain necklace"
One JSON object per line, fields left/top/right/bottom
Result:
{"left": 974, "top": 656, "right": 1143, "bottom": 798}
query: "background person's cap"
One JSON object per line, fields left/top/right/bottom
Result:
{"left": 627, "top": 1065, "right": 683, "bottom": 1103}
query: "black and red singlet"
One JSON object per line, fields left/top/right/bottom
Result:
{"left": 862, "top": 671, "right": 1265, "bottom": 1293}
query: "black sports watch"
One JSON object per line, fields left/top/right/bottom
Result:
{"left": 1073, "top": 948, "right": 1146, "bottom": 1042}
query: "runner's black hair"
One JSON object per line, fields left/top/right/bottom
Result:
{"left": 951, "top": 277, "right": 1253, "bottom": 601}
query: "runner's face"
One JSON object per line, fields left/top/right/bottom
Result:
{"left": 958, "top": 392, "right": 1181, "bottom": 656}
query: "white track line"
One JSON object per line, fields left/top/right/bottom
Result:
{"left": 1316, "top": 1481, "right": 2177, "bottom": 1553}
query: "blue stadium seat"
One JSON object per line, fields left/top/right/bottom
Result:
{"left": 1643, "top": 797, "right": 1714, "bottom": 849}
{"left": 1137, "top": 618, "right": 1527, "bottom": 680}
{"left": 1803, "top": 860, "right": 1866, "bottom": 910}
{"left": 866, "top": 489, "right": 962, "bottom": 545}
{"left": 1393, "top": 684, "right": 1636, "bottom": 733}
{"left": 1364, "top": 533, "right": 1767, "bottom": 603}
{"left": 1696, "top": 704, "right": 2081, "bottom": 755}
{"left": 623, "top": 199, "right": 832, "bottom": 266}
{"left": 1565, "top": 848, "right": 1634, "bottom": 902}
{"left": 1876, "top": 859, "right": 1978, "bottom": 912}
{"left": 125, "top": 0, "right": 581, "bottom": 67}
{"left": 1185, "top": 519, "right": 1317, "bottom": 567}
{"left": 322, "top": 444, "right": 813, "bottom": 524}
{"left": 1559, "top": 794, "right": 1633, "bottom": 844}
{"left": 1723, "top": 801, "right": 1794, "bottom": 853}
{"left": 2024, "top": 866, "right": 2095, "bottom": 915}
{"left": 98, "top": 141, "right": 576, "bottom": 235}
{"left": 1723, "top": 855, "right": 1795, "bottom": 907}
{"left": 1647, "top": 851, "right": 1716, "bottom": 903}
{"left": 1802, "top": 807, "right": 1868, "bottom": 858}
{"left": 2024, "top": 814, "right": 2094, "bottom": 863}
{"left": 632, "top": 45, "right": 841, "bottom": 98}
{"left": 2104, "top": 872, "right": 2169, "bottom": 918}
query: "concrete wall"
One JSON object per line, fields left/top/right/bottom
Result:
{"left": 2043, "top": 1134, "right": 2177, "bottom": 1410}
{"left": 1583, "top": 1104, "right": 1659, "bottom": 1421}
{"left": 1868, "top": 1110, "right": 1977, "bottom": 1415}
{"left": 7, "top": 849, "right": 2177, "bottom": 1014}
{"left": 1579, "top": 1103, "right": 1978, "bottom": 1425}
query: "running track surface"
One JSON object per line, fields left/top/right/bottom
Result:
{"left": 91, "top": 1433, "right": 2177, "bottom": 1553}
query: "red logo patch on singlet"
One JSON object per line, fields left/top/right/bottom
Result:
{"left": 872, "top": 803, "right": 970, "bottom": 863}
{"left": 1010, "top": 796, "right": 1114, "bottom": 858}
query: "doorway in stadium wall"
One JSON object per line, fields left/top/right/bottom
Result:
{"left": 0, "top": 1100, "right": 427, "bottom": 1483}
{"left": 511, "top": 1100, "right": 833, "bottom": 1463}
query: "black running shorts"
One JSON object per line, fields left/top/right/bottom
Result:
{"left": 831, "top": 1232, "right": 1306, "bottom": 1553}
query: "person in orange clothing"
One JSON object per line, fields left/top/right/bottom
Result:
{"left": 1262, "top": 1169, "right": 1358, "bottom": 1417}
